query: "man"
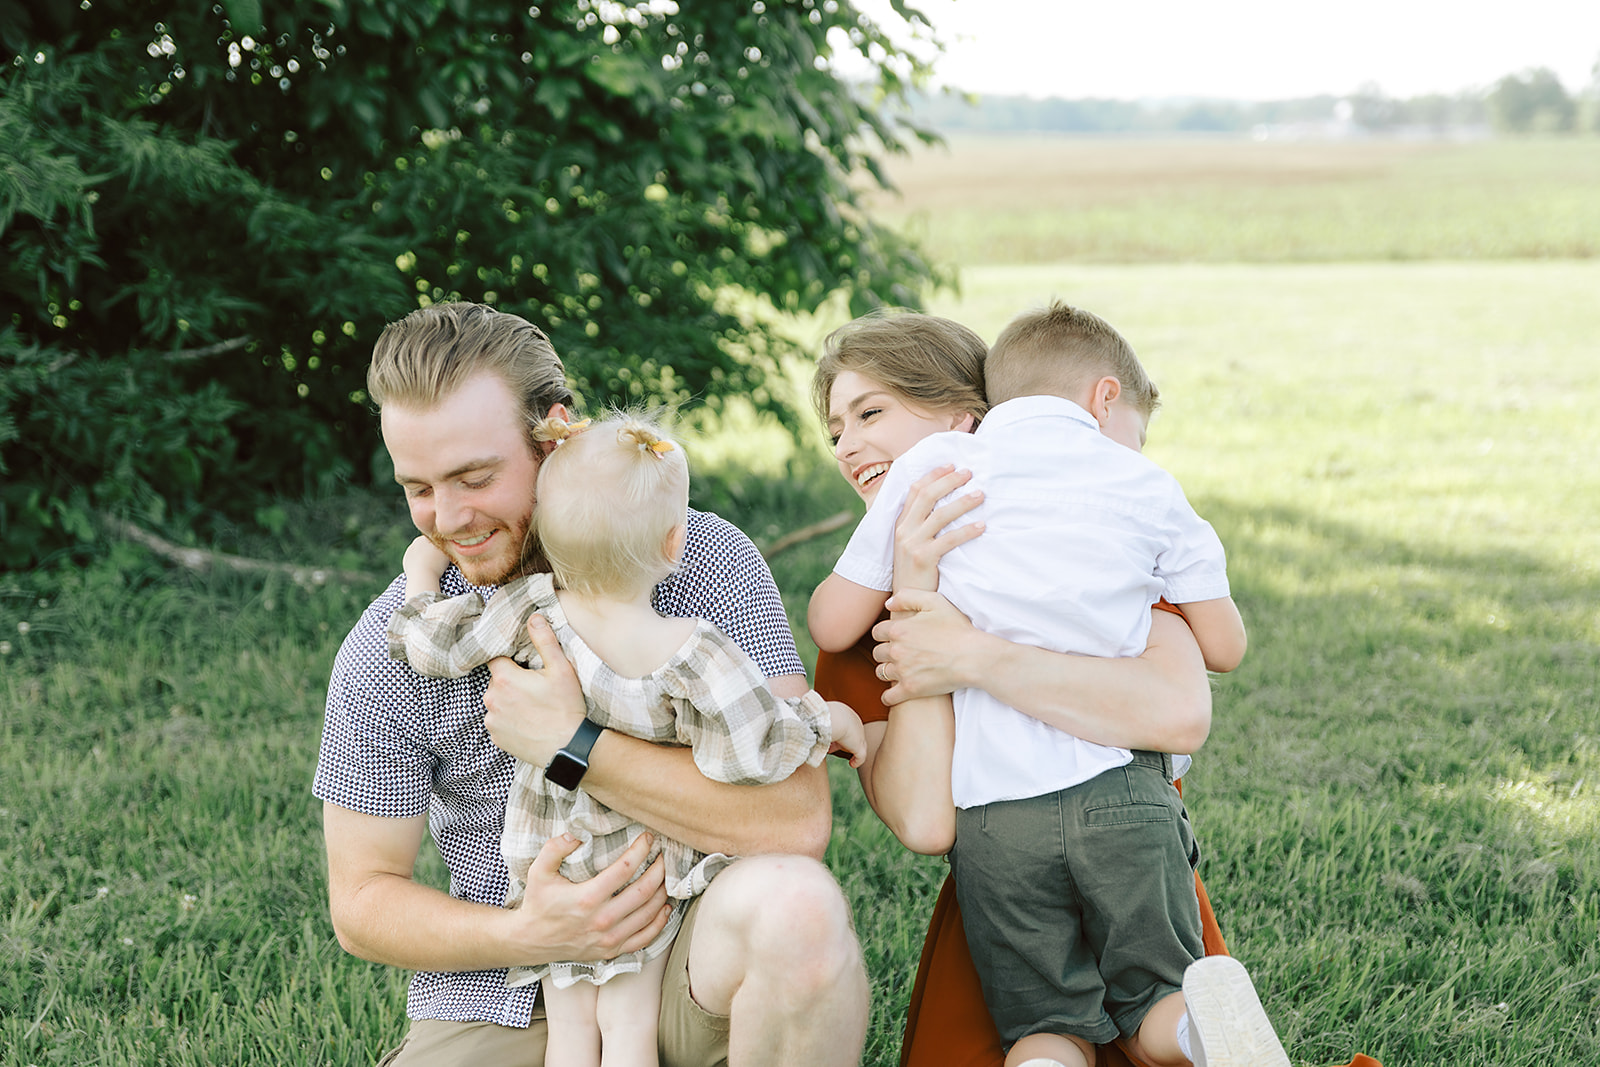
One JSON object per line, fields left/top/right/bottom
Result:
{"left": 314, "top": 303, "right": 867, "bottom": 1065}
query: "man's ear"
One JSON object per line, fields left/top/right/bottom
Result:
{"left": 536, "top": 402, "right": 574, "bottom": 456}
{"left": 663, "top": 523, "right": 687, "bottom": 565}
{"left": 1088, "top": 376, "right": 1122, "bottom": 425}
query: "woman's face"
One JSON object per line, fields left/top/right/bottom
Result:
{"left": 827, "top": 369, "right": 975, "bottom": 506}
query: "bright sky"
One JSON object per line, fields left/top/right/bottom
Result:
{"left": 848, "top": 0, "right": 1600, "bottom": 101}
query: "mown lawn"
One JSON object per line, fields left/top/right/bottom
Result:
{"left": 4, "top": 137, "right": 1599, "bottom": 1065}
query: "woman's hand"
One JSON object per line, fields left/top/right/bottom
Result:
{"left": 871, "top": 589, "right": 984, "bottom": 705}
{"left": 891, "top": 465, "right": 984, "bottom": 593}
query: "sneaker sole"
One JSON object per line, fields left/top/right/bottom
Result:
{"left": 1183, "top": 956, "right": 1292, "bottom": 1067}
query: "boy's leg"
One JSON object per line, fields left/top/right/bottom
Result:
{"left": 1007, "top": 1030, "right": 1096, "bottom": 1067}
{"left": 948, "top": 795, "right": 1122, "bottom": 1050}
{"left": 593, "top": 951, "right": 669, "bottom": 1067}
{"left": 1122, "top": 990, "right": 1188, "bottom": 1067}
{"left": 1068, "top": 755, "right": 1204, "bottom": 1046}
{"left": 659, "top": 855, "right": 866, "bottom": 1067}
{"left": 544, "top": 981, "right": 602, "bottom": 1067}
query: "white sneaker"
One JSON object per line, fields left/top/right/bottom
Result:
{"left": 1181, "top": 956, "right": 1292, "bottom": 1067}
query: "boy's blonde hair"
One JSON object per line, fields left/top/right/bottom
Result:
{"left": 531, "top": 412, "right": 689, "bottom": 598}
{"left": 986, "top": 300, "right": 1160, "bottom": 417}
{"left": 812, "top": 309, "right": 989, "bottom": 429}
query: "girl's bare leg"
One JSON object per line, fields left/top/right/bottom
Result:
{"left": 594, "top": 950, "right": 669, "bottom": 1067}
{"left": 543, "top": 979, "right": 601, "bottom": 1067}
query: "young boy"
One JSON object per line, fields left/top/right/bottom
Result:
{"left": 810, "top": 301, "right": 1280, "bottom": 1067}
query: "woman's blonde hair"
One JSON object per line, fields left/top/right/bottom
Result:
{"left": 530, "top": 411, "right": 689, "bottom": 598}
{"left": 812, "top": 309, "right": 989, "bottom": 431}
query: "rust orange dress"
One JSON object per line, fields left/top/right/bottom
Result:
{"left": 815, "top": 618, "right": 1380, "bottom": 1067}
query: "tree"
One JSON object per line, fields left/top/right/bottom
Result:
{"left": 1486, "top": 67, "right": 1576, "bottom": 133}
{"left": 0, "top": 0, "right": 946, "bottom": 568}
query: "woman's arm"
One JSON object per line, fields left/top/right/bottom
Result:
{"left": 807, "top": 573, "right": 890, "bottom": 653}
{"left": 854, "top": 703, "right": 958, "bottom": 856}
{"left": 873, "top": 591, "right": 1212, "bottom": 755}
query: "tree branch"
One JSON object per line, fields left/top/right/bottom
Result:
{"left": 166, "top": 335, "right": 252, "bottom": 362}
{"left": 761, "top": 510, "right": 854, "bottom": 559}
{"left": 108, "top": 518, "right": 379, "bottom": 587}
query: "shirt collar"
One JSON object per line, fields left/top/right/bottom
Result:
{"left": 981, "top": 395, "right": 1098, "bottom": 432}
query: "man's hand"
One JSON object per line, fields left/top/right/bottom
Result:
{"left": 892, "top": 465, "right": 984, "bottom": 593}
{"left": 872, "top": 589, "right": 982, "bottom": 705}
{"left": 517, "top": 832, "right": 673, "bottom": 963}
{"left": 484, "top": 613, "right": 587, "bottom": 766}
{"left": 323, "top": 803, "right": 673, "bottom": 972}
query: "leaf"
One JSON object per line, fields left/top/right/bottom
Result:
{"left": 221, "top": 0, "right": 265, "bottom": 34}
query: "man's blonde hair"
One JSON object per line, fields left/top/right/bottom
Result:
{"left": 812, "top": 309, "right": 989, "bottom": 430}
{"left": 986, "top": 301, "right": 1160, "bottom": 416}
{"left": 532, "top": 412, "right": 689, "bottom": 598}
{"left": 367, "top": 303, "right": 576, "bottom": 445}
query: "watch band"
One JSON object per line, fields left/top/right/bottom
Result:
{"left": 544, "top": 717, "right": 604, "bottom": 791}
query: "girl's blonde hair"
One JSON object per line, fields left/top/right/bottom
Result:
{"left": 812, "top": 309, "right": 989, "bottom": 430}
{"left": 530, "top": 411, "right": 689, "bottom": 598}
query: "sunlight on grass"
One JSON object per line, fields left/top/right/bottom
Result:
{"left": 1489, "top": 777, "right": 1600, "bottom": 834}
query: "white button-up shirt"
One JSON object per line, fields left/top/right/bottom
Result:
{"left": 834, "top": 395, "right": 1228, "bottom": 808}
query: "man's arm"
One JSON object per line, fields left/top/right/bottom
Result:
{"left": 322, "top": 802, "right": 672, "bottom": 971}
{"left": 873, "top": 593, "right": 1212, "bottom": 755}
{"left": 483, "top": 617, "right": 832, "bottom": 861}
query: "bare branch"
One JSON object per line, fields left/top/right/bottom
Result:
{"left": 762, "top": 511, "right": 854, "bottom": 559}
{"left": 108, "top": 517, "right": 379, "bottom": 587}
{"left": 166, "top": 335, "right": 252, "bottom": 362}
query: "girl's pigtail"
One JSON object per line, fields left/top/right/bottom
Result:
{"left": 617, "top": 420, "right": 676, "bottom": 458}
{"left": 531, "top": 415, "right": 592, "bottom": 445}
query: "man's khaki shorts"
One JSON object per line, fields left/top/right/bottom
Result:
{"left": 379, "top": 894, "right": 728, "bottom": 1067}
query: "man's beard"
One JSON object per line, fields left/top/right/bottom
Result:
{"left": 437, "top": 517, "right": 548, "bottom": 588}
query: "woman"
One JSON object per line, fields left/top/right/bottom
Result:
{"left": 810, "top": 310, "right": 1380, "bottom": 1067}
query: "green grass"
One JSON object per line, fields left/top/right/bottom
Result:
{"left": 769, "top": 260, "right": 1600, "bottom": 1066}
{"left": 7, "top": 142, "right": 1600, "bottom": 1062}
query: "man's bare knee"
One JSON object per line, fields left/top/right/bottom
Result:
{"left": 689, "top": 855, "right": 860, "bottom": 1008}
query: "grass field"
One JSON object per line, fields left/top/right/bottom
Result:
{"left": 5, "top": 137, "right": 1600, "bottom": 1065}
{"left": 868, "top": 135, "right": 1600, "bottom": 263}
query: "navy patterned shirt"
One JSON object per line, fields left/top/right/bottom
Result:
{"left": 313, "top": 509, "right": 806, "bottom": 1025}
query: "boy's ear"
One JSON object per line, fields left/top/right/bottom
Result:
{"left": 949, "top": 410, "right": 976, "bottom": 434}
{"left": 1088, "top": 376, "right": 1122, "bottom": 424}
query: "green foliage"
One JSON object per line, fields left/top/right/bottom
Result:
{"left": 1488, "top": 67, "right": 1578, "bottom": 133}
{"left": 0, "top": 0, "right": 948, "bottom": 568}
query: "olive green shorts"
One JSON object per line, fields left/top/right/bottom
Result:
{"left": 949, "top": 751, "right": 1204, "bottom": 1046}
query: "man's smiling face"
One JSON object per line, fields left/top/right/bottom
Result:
{"left": 383, "top": 371, "right": 546, "bottom": 587}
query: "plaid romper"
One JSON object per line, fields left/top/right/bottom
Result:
{"left": 388, "top": 571, "right": 832, "bottom": 988}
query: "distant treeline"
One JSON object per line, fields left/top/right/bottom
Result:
{"left": 906, "top": 66, "right": 1600, "bottom": 136}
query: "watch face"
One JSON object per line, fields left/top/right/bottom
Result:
{"left": 546, "top": 752, "right": 586, "bottom": 791}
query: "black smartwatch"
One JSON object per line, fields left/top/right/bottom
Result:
{"left": 544, "top": 718, "right": 604, "bottom": 791}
